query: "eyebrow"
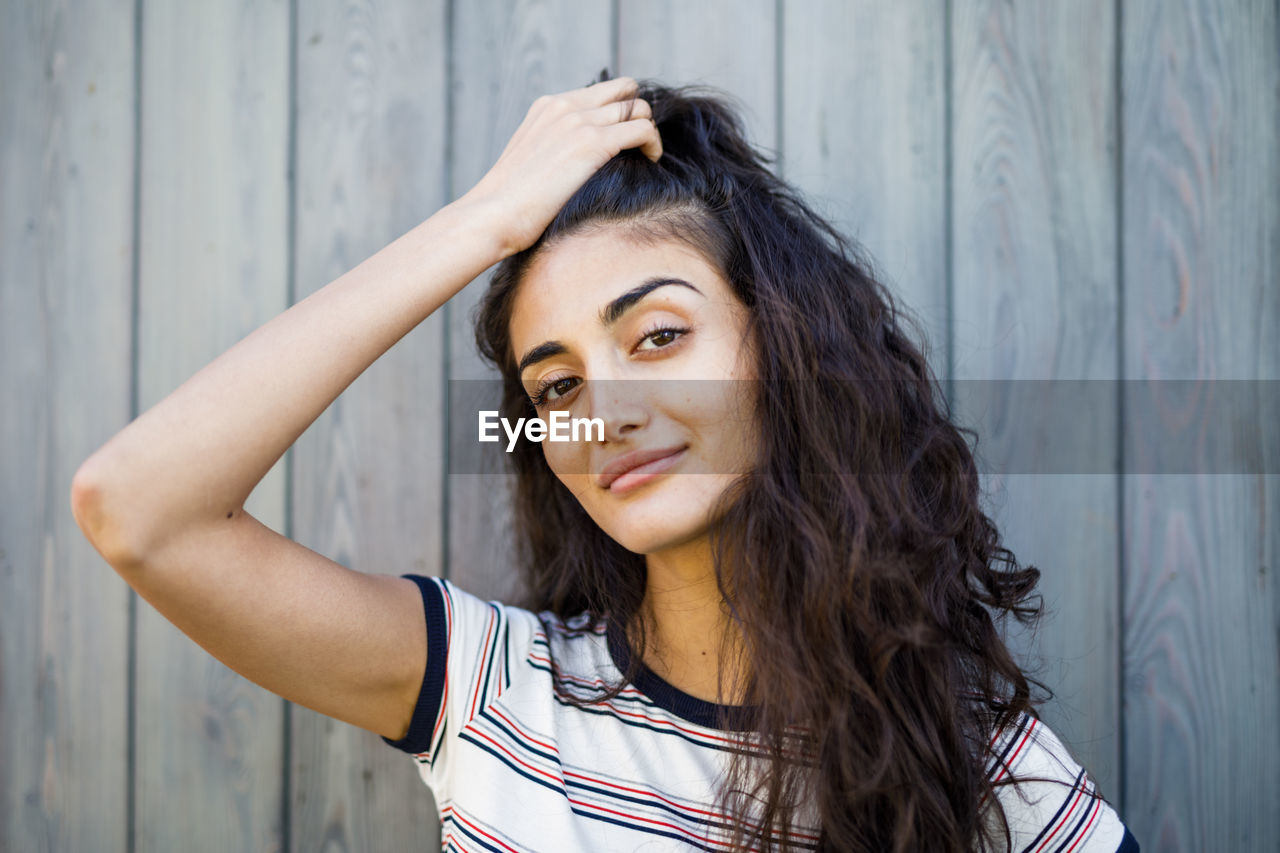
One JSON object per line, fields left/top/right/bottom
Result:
{"left": 516, "top": 276, "right": 703, "bottom": 375}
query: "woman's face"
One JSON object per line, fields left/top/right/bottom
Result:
{"left": 507, "top": 223, "right": 759, "bottom": 556}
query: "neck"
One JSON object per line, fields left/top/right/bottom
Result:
{"left": 631, "top": 534, "right": 748, "bottom": 705}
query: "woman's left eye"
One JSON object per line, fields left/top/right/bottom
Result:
{"left": 636, "top": 326, "right": 689, "bottom": 351}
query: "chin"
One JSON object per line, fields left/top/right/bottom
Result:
{"left": 586, "top": 501, "right": 688, "bottom": 550}
{"left": 590, "top": 477, "right": 739, "bottom": 554}
{"left": 608, "top": 523, "right": 708, "bottom": 556}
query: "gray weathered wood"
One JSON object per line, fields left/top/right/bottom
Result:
{"left": 132, "top": 2, "right": 289, "bottom": 850}
{"left": 781, "top": 0, "right": 949, "bottom": 415}
{"left": 619, "top": 0, "right": 777, "bottom": 151}
{"left": 1121, "top": 0, "right": 1279, "bottom": 849}
{"left": 446, "top": 0, "right": 614, "bottom": 603}
{"left": 288, "top": 1, "right": 448, "bottom": 849}
{"left": 0, "top": 1, "right": 134, "bottom": 851}
{"left": 951, "top": 0, "right": 1123, "bottom": 801}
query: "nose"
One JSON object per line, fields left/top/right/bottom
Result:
{"left": 583, "top": 377, "right": 648, "bottom": 443}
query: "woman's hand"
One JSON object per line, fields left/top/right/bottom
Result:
{"left": 457, "top": 76, "right": 663, "bottom": 259}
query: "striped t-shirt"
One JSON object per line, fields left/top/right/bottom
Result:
{"left": 382, "top": 574, "right": 1140, "bottom": 852}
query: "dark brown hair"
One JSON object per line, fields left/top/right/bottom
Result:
{"left": 472, "top": 78, "right": 1104, "bottom": 852}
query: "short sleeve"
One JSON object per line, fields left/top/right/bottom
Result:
{"left": 380, "top": 575, "right": 449, "bottom": 755}
{"left": 380, "top": 575, "right": 537, "bottom": 773}
{"left": 985, "top": 713, "right": 1140, "bottom": 852}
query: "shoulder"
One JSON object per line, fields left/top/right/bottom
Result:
{"left": 424, "top": 577, "right": 609, "bottom": 687}
{"left": 381, "top": 575, "right": 554, "bottom": 755}
{"left": 427, "top": 576, "right": 544, "bottom": 636}
{"left": 984, "top": 711, "right": 1138, "bottom": 852}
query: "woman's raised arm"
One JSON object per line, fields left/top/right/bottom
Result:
{"left": 71, "top": 200, "right": 501, "bottom": 565}
{"left": 67, "top": 199, "right": 506, "bottom": 739}
{"left": 68, "top": 199, "right": 499, "bottom": 563}
{"left": 68, "top": 75, "right": 660, "bottom": 741}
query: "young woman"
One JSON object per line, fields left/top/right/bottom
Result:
{"left": 72, "top": 75, "right": 1139, "bottom": 852}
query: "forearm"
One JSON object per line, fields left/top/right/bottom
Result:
{"left": 72, "top": 199, "right": 505, "bottom": 563}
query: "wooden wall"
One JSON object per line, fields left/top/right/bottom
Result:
{"left": 2, "top": 0, "right": 1275, "bottom": 850}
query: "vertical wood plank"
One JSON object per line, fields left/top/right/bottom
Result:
{"left": 618, "top": 0, "right": 777, "bottom": 151}
{"left": 1122, "top": 0, "right": 1279, "bottom": 848}
{"left": 447, "top": 0, "right": 613, "bottom": 602}
{"left": 0, "top": 1, "right": 133, "bottom": 850}
{"left": 134, "top": 2, "right": 289, "bottom": 849}
{"left": 780, "top": 0, "right": 949, "bottom": 396}
{"left": 289, "top": 1, "right": 448, "bottom": 849}
{"left": 951, "top": 0, "right": 1122, "bottom": 798}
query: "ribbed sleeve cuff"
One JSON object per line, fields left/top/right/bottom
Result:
{"left": 1116, "top": 826, "right": 1140, "bottom": 852}
{"left": 381, "top": 574, "right": 448, "bottom": 755}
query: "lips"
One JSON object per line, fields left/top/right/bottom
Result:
{"left": 596, "top": 445, "right": 688, "bottom": 491}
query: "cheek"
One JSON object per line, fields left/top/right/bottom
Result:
{"left": 542, "top": 441, "right": 594, "bottom": 496}
{"left": 686, "top": 386, "right": 758, "bottom": 461}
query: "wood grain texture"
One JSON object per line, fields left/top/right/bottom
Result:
{"left": 1121, "top": 0, "right": 1279, "bottom": 849}
{"left": 951, "top": 0, "right": 1123, "bottom": 802}
{"left": 619, "top": 0, "right": 777, "bottom": 150}
{"left": 288, "top": 1, "right": 448, "bottom": 849}
{"left": 0, "top": 1, "right": 134, "bottom": 850}
{"left": 132, "top": 2, "right": 289, "bottom": 850}
{"left": 781, "top": 0, "right": 949, "bottom": 401}
{"left": 445, "top": 0, "right": 613, "bottom": 603}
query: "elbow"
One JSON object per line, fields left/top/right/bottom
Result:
{"left": 70, "top": 464, "right": 145, "bottom": 572}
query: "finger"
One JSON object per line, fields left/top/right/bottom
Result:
{"left": 639, "top": 123, "right": 663, "bottom": 162}
{"left": 602, "top": 117, "right": 663, "bottom": 163}
{"left": 581, "top": 97, "right": 652, "bottom": 126}
{"left": 566, "top": 75, "right": 638, "bottom": 106}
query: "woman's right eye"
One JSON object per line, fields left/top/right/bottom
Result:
{"left": 530, "top": 376, "right": 580, "bottom": 408}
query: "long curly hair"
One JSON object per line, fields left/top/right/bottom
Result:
{"left": 471, "top": 78, "right": 1093, "bottom": 852}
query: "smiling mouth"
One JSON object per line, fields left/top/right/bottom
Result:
{"left": 604, "top": 447, "right": 688, "bottom": 494}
